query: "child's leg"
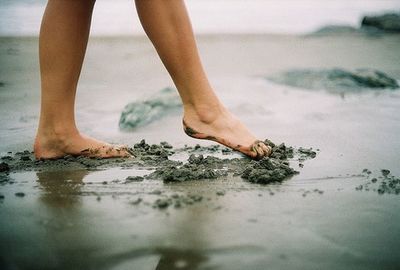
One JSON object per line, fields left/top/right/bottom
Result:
{"left": 135, "top": 0, "right": 271, "bottom": 159}
{"left": 35, "top": 0, "right": 130, "bottom": 159}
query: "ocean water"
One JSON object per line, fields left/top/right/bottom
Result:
{"left": 0, "top": 0, "right": 399, "bottom": 36}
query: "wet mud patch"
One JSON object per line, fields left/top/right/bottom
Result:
{"left": 119, "top": 87, "right": 181, "bottom": 130}
{"left": 126, "top": 192, "right": 208, "bottom": 210}
{"left": 267, "top": 68, "right": 399, "bottom": 94}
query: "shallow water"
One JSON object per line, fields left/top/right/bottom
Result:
{"left": 1, "top": 34, "right": 400, "bottom": 269}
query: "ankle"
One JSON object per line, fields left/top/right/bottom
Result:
{"left": 184, "top": 103, "right": 225, "bottom": 124}
{"left": 36, "top": 125, "right": 79, "bottom": 142}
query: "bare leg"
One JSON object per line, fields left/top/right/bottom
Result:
{"left": 135, "top": 0, "right": 271, "bottom": 159}
{"left": 35, "top": 0, "right": 131, "bottom": 159}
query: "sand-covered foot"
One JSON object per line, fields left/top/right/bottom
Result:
{"left": 34, "top": 132, "right": 133, "bottom": 160}
{"left": 183, "top": 109, "right": 271, "bottom": 160}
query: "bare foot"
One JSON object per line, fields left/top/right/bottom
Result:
{"left": 183, "top": 108, "right": 271, "bottom": 160}
{"left": 34, "top": 132, "right": 133, "bottom": 160}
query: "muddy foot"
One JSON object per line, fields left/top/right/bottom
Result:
{"left": 182, "top": 111, "right": 271, "bottom": 160}
{"left": 34, "top": 133, "right": 133, "bottom": 160}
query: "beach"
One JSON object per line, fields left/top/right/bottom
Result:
{"left": 1, "top": 30, "right": 400, "bottom": 269}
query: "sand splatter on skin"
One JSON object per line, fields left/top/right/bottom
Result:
{"left": 182, "top": 120, "right": 272, "bottom": 160}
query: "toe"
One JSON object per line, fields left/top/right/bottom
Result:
{"left": 250, "top": 141, "right": 265, "bottom": 160}
{"left": 260, "top": 142, "right": 272, "bottom": 157}
{"left": 249, "top": 141, "right": 272, "bottom": 160}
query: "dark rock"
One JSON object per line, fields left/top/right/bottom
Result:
{"left": 119, "top": 87, "right": 181, "bottom": 130}
{"left": 361, "top": 13, "right": 400, "bottom": 33}
{"left": 268, "top": 68, "right": 399, "bottom": 92}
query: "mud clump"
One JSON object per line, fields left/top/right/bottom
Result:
{"left": 183, "top": 144, "right": 223, "bottom": 154}
{"left": 239, "top": 141, "right": 315, "bottom": 184}
{"left": 153, "top": 193, "right": 204, "bottom": 209}
{"left": 376, "top": 170, "right": 399, "bottom": 195}
{"left": 149, "top": 154, "right": 227, "bottom": 182}
{"left": 357, "top": 169, "right": 400, "bottom": 195}
{"left": 216, "top": 190, "right": 226, "bottom": 196}
{"left": 0, "top": 162, "right": 10, "bottom": 172}
{"left": 241, "top": 158, "right": 298, "bottom": 184}
{"left": 130, "top": 139, "right": 178, "bottom": 166}
{"left": 15, "top": 192, "right": 25, "bottom": 197}
{"left": 381, "top": 169, "right": 390, "bottom": 177}
{"left": 267, "top": 140, "right": 294, "bottom": 160}
{"left": 125, "top": 176, "right": 144, "bottom": 183}
{"left": 129, "top": 198, "right": 142, "bottom": 205}
{"left": 154, "top": 198, "right": 170, "bottom": 209}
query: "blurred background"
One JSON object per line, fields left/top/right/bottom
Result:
{"left": 1, "top": 0, "right": 399, "bottom": 36}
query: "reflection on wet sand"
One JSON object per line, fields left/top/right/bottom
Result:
{"left": 154, "top": 248, "right": 207, "bottom": 270}
{"left": 35, "top": 169, "right": 214, "bottom": 269}
{"left": 37, "top": 169, "right": 89, "bottom": 208}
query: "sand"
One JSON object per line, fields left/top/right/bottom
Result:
{"left": 1, "top": 33, "right": 400, "bottom": 269}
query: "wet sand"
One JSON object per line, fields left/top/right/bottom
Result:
{"left": 1, "top": 33, "right": 400, "bottom": 269}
